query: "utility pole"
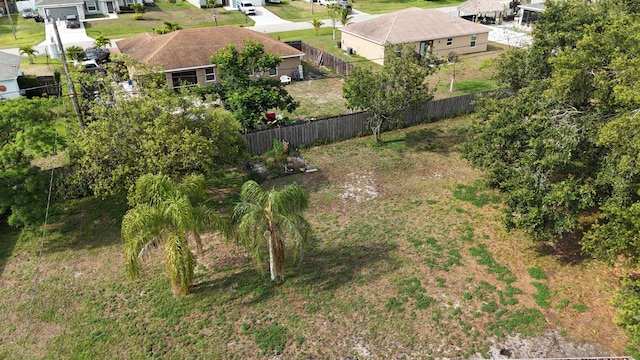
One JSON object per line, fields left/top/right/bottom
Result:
{"left": 52, "top": 19, "right": 84, "bottom": 128}
{"left": 3, "top": 0, "right": 16, "bottom": 39}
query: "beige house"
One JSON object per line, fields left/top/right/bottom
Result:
{"left": 340, "top": 8, "right": 490, "bottom": 65}
{"left": 116, "top": 26, "right": 305, "bottom": 89}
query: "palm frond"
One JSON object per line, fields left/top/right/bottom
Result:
{"left": 122, "top": 205, "right": 166, "bottom": 279}
{"left": 127, "top": 173, "right": 175, "bottom": 207}
{"left": 269, "top": 183, "right": 309, "bottom": 216}
{"left": 240, "top": 180, "right": 269, "bottom": 206}
{"left": 177, "top": 174, "right": 207, "bottom": 203}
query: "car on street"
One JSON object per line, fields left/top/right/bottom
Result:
{"left": 84, "top": 47, "right": 110, "bottom": 64}
{"left": 337, "top": 0, "right": 352, "bottom": 12}
{"left": 66, "top": 14, "right": 81, "bottom": 28}
{"left": 237, "top": 1, "right": 256, "bottom": 15}
{"left": 318, "top": 0, "right": 337, "bottom": 5}
{"left": 266, "top": 0, "right": 280, "bottom": 3}
{"left": 22, "top": 8, "right": 35, "bottom": 18}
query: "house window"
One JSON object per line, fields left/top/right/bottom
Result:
{"left": 205, "top": 68, "right": 215, "bottom": 82}
{"left": 269, "top": 67, "right": 277, "bottom": 76}
{"left": 470, "top": 34, "right": 477, "bottom": 48}
{"left": 446, "top": 38, "right": 453, "bottom": 46}
{"left": 419, "top": 41, "right": 433, "bottom": 57}
{"left": 125, "top": 0, "right": 135, "bottom": 5}
{"left": 171, "top": 71, "right": 197, "bottom": 88}
{"left": 85, "top": 1, "right": 97, "bottom": 11}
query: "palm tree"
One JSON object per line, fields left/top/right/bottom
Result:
{"left": 311, "top": 18, "right": 324, "bottom": 36}
{"left": 233, "top": 180, "right": 311, "bottom": 282}
{"left": 327, "top": 5, "right": 339, "bottom": 40}
{"left": 122, "top": 173, "right": 224, "bottom": 295}
{"left": 93, "top": 33, "right": 111, "bottom": 48}
{"left": 65, "top": 45, "right": 85, "bottom": 62}
{"left": 19, "top": 45, "right": 38, "bottom": 64}
{"left": 339, "top": 7, "right": 352, "bottom": 26}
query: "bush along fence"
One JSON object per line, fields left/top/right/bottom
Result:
{"left": 244, "top": 91, "right": 492, "bottom": 156}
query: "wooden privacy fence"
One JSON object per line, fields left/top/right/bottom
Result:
{"left": 301, "top": 42, "right": 354, "bottom": 77}
{"left": 244, "top": 91, "right": 492, "bottom": 155}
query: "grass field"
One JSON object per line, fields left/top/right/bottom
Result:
{"left": 84, "top": 3, "right": 253, "bottom": 40}
{"left": 0, "top": 115, "right": 629, "bottom": 358}
{"left": 267, "top": 0, "right": 466, "bottom": 21}
{"left": 0, "top": 13, "right": 46, "bottom": 49}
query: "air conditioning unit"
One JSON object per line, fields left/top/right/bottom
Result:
{"left": 346, "top": 47, "right": 353, "bottom": 55}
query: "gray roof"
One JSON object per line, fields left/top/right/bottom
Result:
{"left": 519, "top": 3, "right": 545, "bottom": 12}
{"left": 36, "top": 0, "right": 83, "bottom": 7}
{"left": 457, "top": 0, "right": 506, "bottom": 14}
{"left": 0, "top": 51, "right": 22, "bottom": 81}
{"left": 340, "top": 8, "right": 490, "bottom": 45}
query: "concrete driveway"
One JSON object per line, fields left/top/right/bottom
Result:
{"left": 34, "top": 18, "right": 95, "bottom": 55}
{"left": 250, "top": 5, "right": 292, "bottom": 26}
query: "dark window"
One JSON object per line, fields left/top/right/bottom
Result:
{"left": 205, "top": 68, "right": 215, "bottom": 82}
{"left": 171, "top": 71, "right": 197, "bottom": 88}
{"left": 446, "top": 38, "right": 453, "bottom": 46}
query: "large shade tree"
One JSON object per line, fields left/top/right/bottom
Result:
{"left": 69, "top": 88, "right": 246, "bottom": 197}
{"left": 122, "top": 173, "right": 225, "bottom": 295}
{"left": 343, "top": 42, "right": 437, "bottom": 142}
{"left": 232, "top": 180, "right": 311, "bottom": 282}
{"left": 461, "top": 0, "right": 640, "bottom": 346}
{"left": 210, "top": 40, "right": 299, "bottom": 130}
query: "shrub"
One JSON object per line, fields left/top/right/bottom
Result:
{"left": 133, "top": 13, "right": 144, "bottom": 20}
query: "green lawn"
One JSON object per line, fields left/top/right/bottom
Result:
{"left": 85, "top": 4, "right": 253, "bottom": 39}
{"left": 0, "top": 13, "right": 45, "bottom": 49}
{"left": 0, "top": 115, "right": 630, "bottom": 358}
{"left": 267, "top": 0, "right": 466, "bottom": 21}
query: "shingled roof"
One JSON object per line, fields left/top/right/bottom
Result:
{"left": 116, "top": 26, "right": 304, "bottom": 71}
{"left": 340, "top": 8, "right": 490, "bottom": 45}
{"left": 0, "top": 51, "right": 22, "bottom": 81}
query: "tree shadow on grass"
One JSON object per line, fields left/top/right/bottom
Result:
{"left": 0, "top": 217, "right": 20, "bottom": 279}
{"left": 42, "top": 196, "right": 128, "bottom": 254}
{"left": 288, "top": 240, "right": 399, "bottom": 292}
{"left": 532, "top": 230, "right": 590, "bottom": 265}
{"left": 404, "top": 127, "right": 469, "bottom": 153}
{"left": 191, "top": 240, "right": 399, "bottom": 303}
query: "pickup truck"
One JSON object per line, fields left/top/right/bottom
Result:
{"left": 237, "top": 1, "right": 256, "bottom": 15}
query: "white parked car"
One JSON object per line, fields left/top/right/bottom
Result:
{"left": 237, "top": 1, "right": 256, "bottom": 15}
{"left": 318, "top": 0, "right": 337, "bottom": 5}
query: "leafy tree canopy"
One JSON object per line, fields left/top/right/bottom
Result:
{"left": 463, "top": 0, "right": 640, "bottom": 254}
{"left": 0, "top": 97, "right": 71, "bottom": 227}
{"left": 210, "top": 40, "right": 299, "bottom": 130}
{"left": 343, "top": 42, "right": 437, "bottom": 142}
{"left": 69, "top": 88, "right": 247, "bottom": 197}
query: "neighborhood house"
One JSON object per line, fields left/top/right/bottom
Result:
{"left": 0, "top": 52, "right": 23, "bottom": 100}
{"left": 35, "top": 0, "right": 142, "bottom": 20}
{"left": 116, "top": 26, "right": 305, "bottom": 89}
{"left": 340, "top": 7, "right": 491, "bottom": 65}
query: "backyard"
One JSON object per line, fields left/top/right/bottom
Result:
{"left": 0, "top": 115, "right": 630, "bottom": 358}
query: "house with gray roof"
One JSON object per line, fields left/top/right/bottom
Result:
{"left": 35, "top": 0, "right": 140, "bottom": 21}
{"left": 116, "top": 26, "right": 305, "bottom": 89}
{"left": 340, "top": 7, "right": 491, "bottom": 65}
{"left": 0, "top": 51, "right": 23, "bottom": 100}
